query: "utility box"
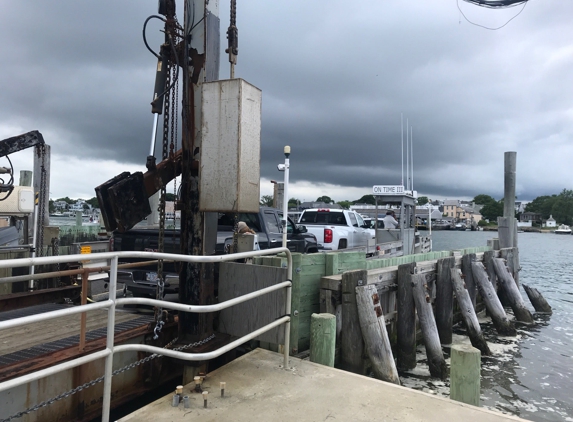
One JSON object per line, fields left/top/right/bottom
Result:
{"left": 200, "top": 79, "right": 261, "bottom": 213}
{"left": 0, "top": 186, "right": 34, "bottom": 216}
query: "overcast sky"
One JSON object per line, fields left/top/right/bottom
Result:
{"left": 1, "top": 0, "right": 571, "bottom": 204}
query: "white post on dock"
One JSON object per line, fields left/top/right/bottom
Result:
{"left": 279, "top": 146, "right": 291, "bottom": 249}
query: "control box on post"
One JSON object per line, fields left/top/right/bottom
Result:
{"left": 200, "top": 79, "right": 261, "bottom": 213}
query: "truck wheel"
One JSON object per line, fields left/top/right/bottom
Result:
{"left": 338, "top": 239, "right": 347, "bottom": 249}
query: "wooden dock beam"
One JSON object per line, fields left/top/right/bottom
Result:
{"left": 450, "top": 344, "right": 481, "bottom": 407}
{"left": 451, "top": 269, "right": 491, "bottom": 356}
{"left": 341, "top": 269, "right": 366, "bottom": 373}
{"left": 397, "top": 262, "right": 417, "bottom": 371}
{"left": 435, "top": 257, "right": 455, "bottom": 345}
{"left": 412, "top": 273, "right": 447, "bottom": 379}
{"left": 310, "top": 313, "right": 336, "bottom": 367}
{"left": 472, "top": 262, "right": 516, "bottom": 336}
{"left": 356, "top": 284, "right": 400, "bottom": 384}
{"left": 492, "top": 258, "right": 534, "bottom": 324}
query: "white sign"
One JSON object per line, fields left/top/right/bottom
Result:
{"left": 372, "top": 185, "right": 405, "bottom": 195}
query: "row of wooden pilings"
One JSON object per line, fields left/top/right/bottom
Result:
{"left": 309, "top": 247, "right": 551, "bottom": 405}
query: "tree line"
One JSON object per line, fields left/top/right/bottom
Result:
{"left": 472, "top": 189, "right": 573, "bottom": 225}
{"left": 261, "top": 189, "right": 573, "bottom": 226}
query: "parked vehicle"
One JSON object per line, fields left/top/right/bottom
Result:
{"left": 215, "top": 207, "right": 318, "bottom": 254}
{"left": 298, "top": 208, "right": 375, "bottom": 253}
{"left": 112, "top": 207, "right": 318, "bottom": 298}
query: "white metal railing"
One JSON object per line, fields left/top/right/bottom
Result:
{"left": 0, "top": 248, "right": 292, "bottom": 422}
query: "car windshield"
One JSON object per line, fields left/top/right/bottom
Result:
{"left": 217, "top": 212, "right": 262, "bottom": 232}
{"left": 299, "top": 211, "right": 347, "bottom": 225}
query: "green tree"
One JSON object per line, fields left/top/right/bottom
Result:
{"left": 86, "top": 197, "right": 100, "bottom": 208}
{"left": 288, "top": 197, "right": 300, "bottom": 208}
{"left": 417, "top": 196, "right": 429, "bottom": 206}
{"left": 55, "top": 196, "right": 74, "bottom": 204}
{"left": 260, "top": 195, "right": 274, "bottom": 207}
{"left": 354, "top": 194, "right": 376, "bottom": 205}
{"left": 480, "top": 199, "right": 504, "bottom": 221}
{"left": 525, "top": 195, "right": 557, "bottom": 220}
{"left": 472, "top": 194, "right": 496, "bottom": 205}
{"left": 49, "top": 199, "right": 55, "bottom": 213}
{"left": 550, "top": 189, "right": 573, "bottom": 225}
{"left": 316, "top": 195, "right": 333, "bottom": 204}
{"left": 337, "top": 200, "right": 352, "bottom": 209}
{"left": 165, "top": 193, "right": 177, "bottom": 202}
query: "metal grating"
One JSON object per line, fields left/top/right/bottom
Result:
{"left": 0, "top": 303, "right": 72, "bottom": 322}
{"left": 0, "top": 315, "right": 154, "bottom": 367}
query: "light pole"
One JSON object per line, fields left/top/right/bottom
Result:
{"left": 277, "top": 146, "right": 290, "bottom": 248}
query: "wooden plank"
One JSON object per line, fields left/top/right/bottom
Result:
{"left": 450, "top": 268, "right": 491, "bottom": 356}
{"left": 218, "top": 262, "right": 287, "bottom": 344}
{"left": 325, "top": 253, "right": 338, "bottom": 276}
{"left": 483, "top": 250, "right": 497, "bottom": 291}
{"left": 492, "top": 258, "right": 534, "bottom": 324}
{"left": 472, "top": 261, "right": 516, "bottom": 336}
{"left": 523, "top": 284, "right": 552, "bottom": 313}
{"left": 356, "top": 284, "right": 400, "bottom": 384}
{"left": 435, "top": 256, "right": 455, "bottom": 345}
{"left": 340, "top": 269, "right": 367, "bottom": 374}
{"left": 397, "top": 262, "right": 416, "bottom": 371}
{"left": 412, "top": 273, "right": 448, "bottom": 379}
{"left": 461, "top": 253, "right": 477, "bottom": 308}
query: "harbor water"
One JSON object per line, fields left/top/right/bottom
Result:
{"left": 403, "top": 230, "right": 573, "bottom": 421}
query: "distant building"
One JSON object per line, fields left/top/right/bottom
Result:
{"left": 443, "top": 200, "right": 460, "bottom": 218}
{"left": 545, "top": 215, "right": 556, "bottom": 228}
{"left": 520, "top": 212, "right": 541, "bottom": 224}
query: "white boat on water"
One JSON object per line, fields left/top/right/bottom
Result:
{"left": 555, "top": 224, "right": 572, "bottom": 235}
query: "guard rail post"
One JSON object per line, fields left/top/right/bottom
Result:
{"left": 102, "top": 255, "right": 118, "bottom": 422}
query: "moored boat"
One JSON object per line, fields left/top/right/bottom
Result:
{"left": 554, "top": 224, "right": 572, "bottom": 235}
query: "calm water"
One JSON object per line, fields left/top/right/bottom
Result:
{"left": 402, "top": 230, "right": 573, "bottom": 421}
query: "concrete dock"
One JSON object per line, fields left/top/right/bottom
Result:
{"left": 119, "top": 348, "right": 527, "bottom": 422}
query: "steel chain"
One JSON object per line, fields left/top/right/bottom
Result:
{"left": 37, "top": 144, "right": 47, "bottom": 260}
{"left": 0, "top": 334, "right": 215, "bottom": 422}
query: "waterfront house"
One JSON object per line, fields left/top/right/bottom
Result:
{"left": 545, "top": 215, "right": 556, "bottom": 228}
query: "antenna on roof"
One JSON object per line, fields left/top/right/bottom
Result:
{"left": 411, "top": 126, "right": 414, "bottom": 194}
{"left": 406, "top": 118, "right": 409, "bottom": 191}
{"left": 401, "top": 113, "right": 404, "bottom": 187}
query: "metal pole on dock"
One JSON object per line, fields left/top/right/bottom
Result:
{"left": 281, "top": 146, "right": 290, "bottom": 249}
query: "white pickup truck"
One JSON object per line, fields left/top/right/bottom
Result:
{"left": 298, "top": 208, "right": 376, "bottom": 253}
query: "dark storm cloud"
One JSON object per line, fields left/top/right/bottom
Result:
{"left": 1, "top": 1, "right": 572, "bottom": 201}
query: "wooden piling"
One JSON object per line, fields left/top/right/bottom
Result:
{"left": 397, "top": 262, "right": 417, "bottom": 371}
{"left": 450, "top": 344, "right": 481, "bottom": 407}
{"left": 341, "top": 269, "right": 366, "bottom": 373}
{"left": 501, "top": 247, "right": 520, "bottom": 287}
{"left": 450, "top": 269, "right": 491, "bottom": 356}
{"left": 523, "top": 285, "right": 552, "bottom": 314}
{"left": 483, "top": 250, "right": 497, "bottom": 292}
{"left": 411, "top": 273, "right": 448, "bottom": 379}
{"left": 492, "top": 258, "right": 534, "bottom": 324}
{"left": 461, "top": 253, "right": 477, "bottom": 308}
{"left": 355, "top": 284, "right": 400, "bottom": 384}
{"left": 471, "top": 262, "right": 516, "bottom": 336}
{"left": 435, "top": 256, "right": 455, "bottom": 345}
{"left": 310, "top": 313, "right": 336, "bottom": 367}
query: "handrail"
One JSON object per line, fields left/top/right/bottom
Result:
{"left": 0, "top": 248, "right": 292, "bottom": 422}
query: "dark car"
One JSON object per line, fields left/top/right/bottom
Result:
{"left": 215, "top": 207, "right": 318, "bottom": 254}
